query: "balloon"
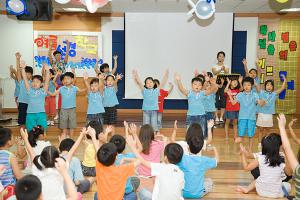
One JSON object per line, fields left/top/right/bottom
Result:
{"left": 276, "top": 0, "right": 288, "bottom": 3}
{"left": 85, "top": 0, "right": 98, "bottom": 13}
{"left": 6, "top": 0, "right": 26, "bottom": 15}
{"left": 187, "top": 0, "right": 215, "bottom": 20}
{"left": 55, "top": 0, "right": 71, "bottom": 4}
{"left": 94, "top": 0, "right": 109, "bottom": 7}
{"left": 70, "top": 0, "right": 83, "bottom": 5}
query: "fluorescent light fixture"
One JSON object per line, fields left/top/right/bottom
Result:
{"left": 63, "top": 8, "right": 87, "bottom": 12}
{"left": 280, "top": 8, "right": 300, "bottom": 12}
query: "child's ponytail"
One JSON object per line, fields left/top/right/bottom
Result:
{"left": 28, "top": 126, "right": 44, "bottom": 147}
{"left": 32, "top": 146, "right": 60, "bottom": 170}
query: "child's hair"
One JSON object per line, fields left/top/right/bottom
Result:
{"left": 59, "top": 138, "right": 75, "bottom": 152}
{"left": 60, "top": 72, "right": 74, "bottom": 82}
{"left": 86, "top": 120, "right": 103, "bottom": 140}
{"left": 105, "top": 75, "right": 115, "bottom": 81}
{"left": 25, "top": 66, "right": 33, "bottom": 75}
{"left": 297, "top": 149, "right": 300, "bottom": 163}
{"left": 164, "top": 143, "right": 183, "bottom": 164}
{"left": 144, "top": 77, "right": 157, "bottom": 89}
{"left": 217, "top": 51, "right": 225, "bottom": 58}
{"left": 32, "top": 75, "right": 43, "bottom": 85}
{"left": 33, "top": 146, "right": 60, "bottom": 170}
{"left": 100, "top": 63, "right": 109, "bottom": 73}
{"left": 186, "top": 123, "right": 204, "bottom": 154}
{"left": 153, "top": 79, "right": 160, "bottom": 88}
{"left": 230, "top": 79, "right": 240, "bottom": 90}
{"left": 191, "top": 77, "right": 204, "bottom": 85}
{"left": 28, "top": 125, "right": 44, "bottom": 147}
{"left": 49, "top": 69, "right": 55, "bottom": 76}
{"left": 139, "top": 124, "right": 155, "bottom": 154}
{"left": 242, "top": 76, "right": 254, "bottom": 86}
{"left": 90, "top": 78, "right": 99, "bottom": 85}
{"left": 264, "top": 79, "right": 274, "bottom": 90}
{"left": 53, "top": 50, "right": 61, "bottom": 56}
{"left": 196, "top": 74, "right": 205, "bottom": 83}
{"left": 261, "top": 133, "right": 284, "bottom": 167}
{"left": 249, "top": 68, "right": 257, "bottom": 74}
{"left": 15, "top": 175, "right": 42, "bottom": 200}
{"left": 109, "top": 135, "right": 126, "bottom": 154}
{"left": 207, "top": 72, "right": 213, "bottom": 78}
{"left": 0, "top": 128, "right": 12, "bottom": 147}
{"left": 97, "top": 143, "right": 117, "bottom": 166}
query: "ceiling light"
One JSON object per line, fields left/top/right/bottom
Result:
{"left": 280, "top": 8, "right": 300, "bottom": 12}
{"left": 63, "top": 7, "right": 87, "bottom": 12}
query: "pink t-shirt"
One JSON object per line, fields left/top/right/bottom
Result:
{"left": 137, "top": 140, "right": 164, "bottom": 176}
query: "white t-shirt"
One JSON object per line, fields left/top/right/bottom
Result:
{"left": 212, "top": 64, "right": 230, "bottom": 75}
{"left": 151, "top": 163, "right": 184, "bottom": 200}
{"left": 32, "top": 165, "right": 66, "bottom": 200}
{"left": 26, "top": 141, "right": 51, "bottom": 170}
{"left": 176, "top": 140, "right": 207, "bottom": 155}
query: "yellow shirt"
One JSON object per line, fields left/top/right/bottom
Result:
{"left": 82, "top": 143, "right": 96, "bottom": 167}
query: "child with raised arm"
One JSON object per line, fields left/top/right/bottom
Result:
{"left": 94, "top": 55, "right": 119, "bottom": 76}
{"left": 228, "top": 77, "right": 265, "bottom": 151}
{"left": 9, "top": 65, "right": 20, "bottom": 108}
{"left": 242, "top": 58, "right": 260, "bottom": 92}
{"left": 174, "top": 73, "right": 218, "bottom": 138}
{"left": 20, "top": 61, "right": 50, "bottom": 131}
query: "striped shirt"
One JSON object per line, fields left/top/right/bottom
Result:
{"left": 295, "top": 165, "right": 300, "bottom": 200}
{"left": 0, "top": 150, "right": 16, "bottom": 187}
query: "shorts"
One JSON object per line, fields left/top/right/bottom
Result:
{"left": 26, "top": 112, "right": 47, "bottom": 131}
{"left": 45, "top": 96, "right": 56, "bottom": 116}
{"left": 104, "top": 106, "right": 117, "bottom": 125}
{"left": 59, "top": 108, "right": 77, "bottom": 129}
{"left": 225, "top": 111, "right": 239, "bottom": 119}
{"left": 186, "top": 115, "right": 207, "bottom": 138}
{"left": 81, "top": 164, "right": 96, "bottom": 177}
{"left": 215, "top": 87, "right": 226, "bottom": 109}
{"left": 18, "top": 103, "right": 28, "bottom": 125}
{"left": 238, "top": 119, "right": 256, "bottom": 138}
{"left": 256, "top": 113, "right": 273, "bottom": 127}
{"left": 206, "top": 112, "right": 215, "bottom": 121}
{"left": 87, "top": 113, "right": 104, "bottom": 126}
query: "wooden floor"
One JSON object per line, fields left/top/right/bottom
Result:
{"left": 2, "top": 111, "right": 299, "bottom": 200}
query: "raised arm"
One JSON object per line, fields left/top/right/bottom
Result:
{"left": 114, "top": 73, "right": 123, "bottom": 91}
{"left": 16, "top": 52, "right": 22, "bottom": 82}
{"left": 20, "top": 61, "right": 30, "bottom": 91}
{"left": 83, "top": 72, "right": 90, "bottom": 93}
{"left": 9, "top": 65, "right": 17, "bottom": 80}
{"left": 42, "top": 63, "right": 50, "bottom": 92}
{"left": 63, "top": 40, "right": 70, "bottom": 63}
{"left": 20, "top": 128, "right": 35, "bottom": 161}
{"left": 174, "top": 73, "right": 188, "bottom": 96}
{"left": 98, "top": 73, "right": 105, "bottom": 94}
{"left": 228, "top": 92, "right": 238, "bottom": 105}
{"left": 240, "top": 144, "right": 259, "bottom": 171}
{"left": 170, "top": 120, "right": 177, "bottom": 143}
{"left": 224, "top": 78, "right": 231, "bottom": 94}
{"left": 206, "top": 120, "right": 214, "bottom": 145}
{"left": 275, "top": 75, "right": 287, "bottom": 95}
{"left": 288, "top": 119, "right": 300, "bottom": 145}
{"left": 204, "top": 76, "right": 218, "bottom": 96}
{"left": 66, "top": 128, "right": 86, "bottom": 162}
{"left": 111, "top": 55, "right": 118, "bottom": 75}
{"left": 160, "top": 69, "right": 169, "bottom": 89}
{"left": 48, "top": 40, "right": 54, "bottom": 65}
{"left": 167, "top": 82, "right": 174, "bottom": 94}
{"left": 242, "top": 58, "right": 250, "bottom": 77}
{"left": 94, "top": 60, "right": 101, "bottom": 75}
{"left": 52, "top": 70, "right": 60, "bottom": 88}
{"left": 132, "top": 70, "right": 144, "bottom": 91}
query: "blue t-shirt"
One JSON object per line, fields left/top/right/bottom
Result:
{"left": 187, "top": 91, "right": 206, "bottom": 116}
{"left": 115, "top": 153, "right": 136, "bottom": 194}
{"left": 204, "top": 93, "right": 216, "bottom": 113}
{"left": 68, "top": 156, "right": 84, "bottom": 182}
{"left": 142, "top": 88, "right": 159, "bottom": 111}
{"left": 103, "top": 86, "right": 119, "bottom": 107}
{"left": 18, "top": 80, "right": 32, "bottom": 104}
{"left": 59, "top": 85, "right": 78, "bottom": 109}
{"left": 177, "top": 154, "right": 217, "bottom": 198}
{"left": 27, "top": 88, "right": 47, "bottom": 113}
{"left": 236, "top": 91, "right": 259, "bottom": 120}
{"left": 48, "top": 81, "right": 56, "bottom": 95}
{"left": 257, "top": 91, "right": 277, "bottom": 114}
{"left": 14, "top": 80, "right": 20, "bottom": 98}
{"left": 87, "top": 92, "right": 105, "bottom": 114}
{"left": 252, "top": 77, "right": 260, "bottom": 93}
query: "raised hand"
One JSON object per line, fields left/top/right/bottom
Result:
{"left": 55, "top": 157, "right": 68, "bottom": 174}
{"left": 83, "top": 72, "right": 89, "bottom": 80}
{"left": 20, "top": 60, "right": 26, "bottom": 69}
{"left": 288, "top": 118, "right": 297, "bottom": 128}
{"left": 116, "top": 73, "right": 123, "bottom": 80}
{"left": 242, "top": 58, "right": 247, "bottom": 65}
{"left": 129, "top": 123, "right": 137, "bottom": 135}
{"left": 113, "top": 55, "right": 118, "bottom": 60}
{"left": 15, "top": 52, "right": 21, "bottom": 60}
{"left": 277, "top": 113, "right": 286, "bottom": 129}
{"left": 20, "top": 128, "right": 28, "bottom": 140}
{"left": 174, "top": 73, "right": 181, "bottom": 81}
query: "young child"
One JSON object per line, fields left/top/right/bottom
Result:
{"left": 203, "top": 73, "right": 216, "bottom": 121}
{"left": 242, "top": 58, "right": 260, "bottom": 92}
{"left": 236, "top": 133, "right": 291, "bottom": 198}
{"left": 50, "top": 71, "right": 86, "bottom": 138}
{"left": 0, "top": 128, "right": 23, "bottom": 192}
{"left": 228, "top": 77, "right": 264, "bottom": 151}
{"left": 44, "top": 68, "right": 58, "bottom": 126}
{"left": 20, "top": 61, "right": 50, "bottom": 131}
{"left": 94, "top": 55, "right": 118, "bottom": 76}
{"left": 9, "top": 65, "right": 20, "bottom": 108}
{"left": 256, "top": 75, "right": 286, "bottom": 141}
{"left": 174, "top": 73, "right": 218, "bottom": 137}
{"left": 15, "top": 53, "right": 33, "bottom": 127}
{"left": 224, "top": 77, "right": 242, "bottom": 140}
{"left": 103, "top": 74, "right": 122, "bottom": 129}
{"left": 83, "top": 73, "right": 105, "bottom": 125}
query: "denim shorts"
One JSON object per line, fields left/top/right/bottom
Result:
{"left": 143, "top": 110, "right": 158, "bottom": 131}
{"left": 186, "top": 115, "right": 207, "bottom": 138}
{"left": 87, "top": 113, "right": 104, "bottom": 126}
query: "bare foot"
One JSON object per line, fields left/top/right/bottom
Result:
{"left": 235, "top": 137, "right": 242, "bottom": 143}
{"left": 236, "top": 186, "right": 249, "bottom": 194}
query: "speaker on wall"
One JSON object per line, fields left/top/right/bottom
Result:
{"left": 17, "top": 0, "right": 53, "bottom": 21}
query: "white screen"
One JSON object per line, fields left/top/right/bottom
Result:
{"left": 125, "top": 12, "right": 233, "bottom": 99}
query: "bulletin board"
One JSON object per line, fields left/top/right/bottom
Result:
{"left": 257, "top": 19, "right": 299, "bottom": 114}
{"left": 33, "top": 31, "right": 102, "bottom": 76}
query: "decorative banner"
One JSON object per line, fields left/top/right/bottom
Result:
{"left": 33, "top": 31, "right": 102, "bottom": 77}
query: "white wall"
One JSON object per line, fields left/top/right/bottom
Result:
{"left": 0, "top": 15, "right": 33, "bottom": 108}
{"left": 234, "top": 17, "right": 258, "bottom": 68}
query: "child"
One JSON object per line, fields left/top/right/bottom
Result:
{"left": 0, "top": 128, "right": 23, "bottom": 191}
{"left": 20, "top": 61, "right": 50, "bottom": 131}
{"left": 228, "top": 77, "right": 264, "bottom": 151}
{"left": 50, "top": 71, "right": 86, "bottom": 138}
{"left": 236, "top": 133, "right": 291, "bottom": 198}
{"left": 83, "top": 73, "right": 105, "bottom": 125}
{"left": 15, "top": 53, "right": 33, "bottom": 127}
{"left": 242, "top": 58, "right": 260, "bottom": 92}
{"left": 224, "top": 77, "right": 242, "bottom": 139}
{"left": 44, "top": 68, "right": 58, "bottom": 126}
{"left": 203, "top": 73, "right": 216, "bottom": 121}
{"left": 174, "top": 73, "right": 218, "bottom": 137}
{"left": 94, "top": 55, "right": 118, "bottom": 76}
{"left": 256, "top": 75, "right": 286, "bottom": 141}
{"left": 103, "top": 74, "right": 122, "bottom": 129}
{"left": 9, "top": 65, "right": 20, "bottom": 108}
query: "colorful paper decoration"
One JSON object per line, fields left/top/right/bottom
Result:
{"left": 279, "top": 89, "right": 286, "bottom": 99}
{"left": 267, "top": 44, "right": 275, "bottom": 55}
{"left": 279, "top": 50, "right": 288, "bottom": 60}
{"left": 257, "top": 58, "right": 266, "bottom": 69}
{"left": 259, "top": 39, "right": 267, "bottom": 49}
{"left": 281, "top": 32, "right": 289, "bottom": 43}
{"left": 287, "top": 80, "right": 294, "bottom": 90}
{"left": 266, "top": 66, "right": 273, "bottom": 76}
{"left": 279, "top": 71, "right": 287, "bottom": 81}
{"left": 260, "top": 25, "right": 268, "bottom": 35}
{"left": 289, "top": 41, "right": 297, "bottom": 51}
{"left": 260, "top": 73, "right": 265, "bottom": 84}
{"left": 268, "top": 31, "right": 276, "bottom": 42}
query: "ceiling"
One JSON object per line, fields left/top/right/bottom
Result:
{"left": 1, "top": 0, "right": 300, "bottom": 13}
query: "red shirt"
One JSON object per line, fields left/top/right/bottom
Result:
{"left": 158, "top": 89, "right": 169, "bottom": 113}
{"left": 225, "top": 89, "right": 240, "bottom": 111}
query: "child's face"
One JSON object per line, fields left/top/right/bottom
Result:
{"left": 243, "top": 82, "right": 252, "bottom": 92}
{"left": 103, "top": 67, "right": 110, "bottom": 73}
{"left": 146, "top": 79, "right": 154, "bottom": 89}
{"left": 55, "top": 54, "right": 61, "bottom": 61}
{"left": 217, "top": 54, "right": 225, "bottom": 63}
{"left": 63, "top": 76, "right": 73, "bottom": 86}
{"left": 191, "top": 80, "right": 203, "bottom": 92}
{"left": 106, "top": 76, "right": 115, "bottom": 87}
{"left": 32, "top": 78, "right": 42, "bottom": 89}
{"left": 230, "top": 80, "right": 238, "bottom": 89}
{"left": 91, "top": 82, "right": 99, "bottom": 92}
{"left": 249, "top": 70, "right": 257, "bottom": 78}
{"left": 265, "top": 82, "right": 274, "bottom": 92}
{"left": 26, "top": 72, "right": 32, "bottom": 80}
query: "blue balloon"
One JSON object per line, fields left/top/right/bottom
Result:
{"left": 6, "top": 0, "right": 27, "bottom": 15}
{"left": 195, "top": 0, "right": 215, "bottom": 19}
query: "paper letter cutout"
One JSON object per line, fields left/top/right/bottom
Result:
{"left": 260, "top": 25, "right": 268, "bottom": 35}
{"left": 267, "top": 44, "right": 275, "bottom": 55}
{"left": 289, "top": 41, "right": 297, "bottom": 51}
{"left": 268, "top": 31, "right": 276, "bottom": 42}
{"left": 266, "top": 66, "right": 273, "bottom": 76}
{"left": 259, "top": 39, "right": 266, "bottom": 49}
{"left": 279, "top": 50, "right": 288, "bottom": 60}
{"left": 281, "top": 32, "right": 289, "bottom": 43}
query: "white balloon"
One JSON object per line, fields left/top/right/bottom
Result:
{"left": 195, "top": 0, "right": 215, "bottom": 19}
{"left": 8, "top": 0, "right": 24, "bottom": 14}
{"left": 55, "top": 0, "right": 71, "bottom": 4}
{"left": 85, "top": 0, "right": 98, "bottom": 13}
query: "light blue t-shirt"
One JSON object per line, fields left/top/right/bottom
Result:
{"left": 204, "top": 93, "right": 216, "bottom": 113}
{"left": 68, "top": 156, "right": 84, "bottom": 182}
{"left": 252, "top": 77, "right": 260, "bottom": 93}
{"left": 142, "top": 88, "right": 159, "bottom": 111}
{"left": 18, "top": 80, "right": 32, "bottom": 104}
{"left": 48, "top": 81, "right": 56, "bottom": 96}
{"left": 236, "top": 91, "right": 259, "bottom": 120}
{"left": 103, "top": 86, "right": 119, "bottom": 107}
{"left": 87, "top": 92, "right": 105, "bottom": 114}
{"left": 115, "top": 153, "right": 136, "bottom": 194}
{"left": 14, "top": 80, "right": 20, "bottom": 98}
{"left": 257, "top": 91, "right": 277, "bottom": 114}
{"left": 59, "top": 85, "right": 78, "bottom": 109}
{"left": 27, "top": 88, "right": 47, "bottom": 113}
{"left": 187, "top": 91, "right": 206, "bottom": 116}
{"left": 177, "top": 154, "right": 217, "bottom": 198}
